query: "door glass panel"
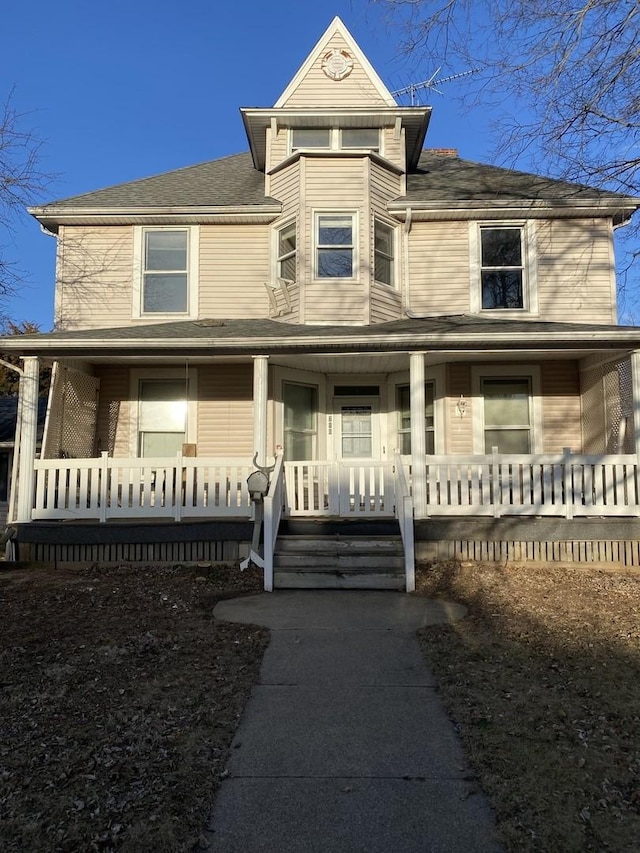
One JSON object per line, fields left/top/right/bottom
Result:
{"left": 341, "top": 406, "right": 372, "bottom": 458}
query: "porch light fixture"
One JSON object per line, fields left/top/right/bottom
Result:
{"left": 456, "top": 395, "right": 468, "bottom": 418}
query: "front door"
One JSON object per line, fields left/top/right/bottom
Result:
{"left": 332, "top": 396, "right": 380, "bottom": 461}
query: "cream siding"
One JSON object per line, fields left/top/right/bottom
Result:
{"left": 369, "top": 160, "right": 402, "bottom": 211}
{"left": 446, "top": 364, "right": 473, "bottom": 454}
{"left": 57, "top": 226, "right": 133, "bottom": 330}
{"left": 408, "top": 222, "right": 470, "bottom": 315}
{"left": 94, "top": 366, "right": 131, "bottom": 457}
{"left": 267, "top": 126, "right": 289, "bottom": 174}
{"left": 270, "top": 161, "right": 301, "bottom": 216}
{"left": 199, "top": 224, "right": 270, "bottom": 318}
{"left": 302, "top": 157, "right": 367, "bottom": 323}
{"left": 380, "top": 128, "right": 405, "bottom": 173}
{"left": 280, "top": 33, "right": 391, "bottom": 109}
{"left": 541, "top": 361, "right": 582, "bottom": 453}
{"left": 197, "top": 364, "right": 253, "bottom": 456}
{"left": 536, "top": 219, "right": 616, "bottom": 322}
{"left": 370, "top": 283, "right": 401, "bottom": 323}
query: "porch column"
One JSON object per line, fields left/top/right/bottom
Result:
{"left": 410, "top": 351, "right": 427, "bottom": 518}
{"left": 252, "top": 355, "right": 269, "bottom": 466}
{"left": 631, "top": 351, "right": 640, "bottom": 464}
{"left": 16, "top": 356, "right": 40, "bottom": 523}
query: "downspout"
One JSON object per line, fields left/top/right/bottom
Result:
{"left": 403, "top": 207, "right": 413, "bottom": 316}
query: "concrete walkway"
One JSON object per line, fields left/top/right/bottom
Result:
{"left": 205, "top": 591, "right": 503, "bottom": 853}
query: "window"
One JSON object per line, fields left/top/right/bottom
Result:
{"left": 290, "top": 128, "right": 379, "bottom": 153}
{"left": 277, "top": 222, "right": 297, "bottom": 282}
{"left": 283, "top": 383, "right": 318, "bottom": 460}
{"left": 374, "top": 220, "right": 395, "bottom": 286}
{"left": 316, "top": 214, "right": 355, "bottom": 279}
{"left": 143, "top": 230, "right": 188, "bottom": 313}
{"left": 482, "top": 378, "right": 531, "bottom": 453}
{"left": 0, "top": 451, "right": 9, "bottom": 502}
{"left": 397, "top": 383, "right": 435, "bottom": 454}
{"left": 138, "top": 379, "right": 187, "bottom": 457}
{"left": 480, "top": 226, "right": 524, "bottom": 309}
{"left": 341, "top": 128, "right": 379, "bottom": 150}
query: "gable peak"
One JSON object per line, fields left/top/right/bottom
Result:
{"left": 274, "top": 17, "right": 397, "bottom": 109}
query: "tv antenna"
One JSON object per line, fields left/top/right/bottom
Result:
{"left": 392, "top": 67, "right": 479, "bottom": 105}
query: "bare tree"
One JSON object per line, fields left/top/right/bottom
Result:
{"left": 0, "top": 320, "right": 50, "bottom": 397}
{"left": 373, "top": 1, "right": 640, "bottom": 308}
{"left": 0, "top": 89, "right": 50, "bottom": 301}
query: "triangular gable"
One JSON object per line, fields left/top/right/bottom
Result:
{"left": 274, "top": 17, "right": 396, "bottom": 109}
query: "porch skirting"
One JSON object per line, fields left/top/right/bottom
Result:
{"left": 10, "top": 516, "right": 640, "bottom": 569}
{"left": 415, "top": 517, "right": 640, "bottom": 569}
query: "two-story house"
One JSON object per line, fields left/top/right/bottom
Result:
{"left": 3, "top": 17, "right": 640, "bottom": 588}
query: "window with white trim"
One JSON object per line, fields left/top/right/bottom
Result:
{"left": 283, "top": 382, "right": 318, "bottom": 460}
{"left": 277, "top": 222, "right": 297, "bottom": 282}
{"left": 138, "top": 379, "right": 187, "bottom": 457}
{"left": 290, "top": 127, "right": 379, "bottom": 154}
{"left": 479, "top": 226, "right": 526, "bottom": 310}
{"left": 315, "top": 213, "right": 355, "bottom": 279}
{"left": 374, "top": 220, "right": 395, "bottom": 287}
{"left": 482, "top": 377, "right": 532, "bottom": 453}
{"left": 397, "top": 383, "right": 435, "bottom": 455}
{"left": 134, "top": 227, "right": 198, "bottom": 318}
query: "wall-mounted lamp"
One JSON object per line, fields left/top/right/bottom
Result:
{"left": 456, "top": 395, "right": 468, "bottom": 418}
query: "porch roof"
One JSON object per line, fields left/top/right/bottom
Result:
{"left": 3, "top": 314, "right": 640, "bottom": 360}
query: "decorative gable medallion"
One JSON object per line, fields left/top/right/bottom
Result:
{"left": 321, "top": 49, "right": 354, "bottom": 80}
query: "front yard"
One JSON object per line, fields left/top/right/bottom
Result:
{"left": 1, "top": 558, "right": 638, "bottom": 852}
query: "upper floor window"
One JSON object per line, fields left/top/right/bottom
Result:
{"left": 480, "top": 226, "right": 524, "bottom": 309}
{"left": 341, "top": 128, "right": 379, "bottom": 151}
{"left": 277, "top": 222, "right": 297, "bottom": 282}
{"left": 134, "top": 227, "right": 198, "bottom": 318}
{"left": 143, "top": 230, "right": 188, "bottom": 313}
{"left": 374, "top": 220, "right": 395, "bottom": 287}
{"left": 291, "top": 128, "right": 331, "bottom": 150}
{"left": 291, "top": 127, "right": 379, "bottom": 154}
{"left": 315, "top": 213, "right": 355, "bottom": 279}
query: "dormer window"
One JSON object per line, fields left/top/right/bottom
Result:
{"left": 291, "top": 129, "right": 331, "bottom": 150}
{"left": 341, "top": 128, "right": 379, "bottom": 151}
{"left": 290, "top": 128, "right": 379, "bottom": 154}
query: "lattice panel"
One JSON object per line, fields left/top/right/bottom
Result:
{"left": 581, "top": 357, "right": 633, "bottom": 454}
{"left": 41, "top": 364, "right": 99, "bottom": 458}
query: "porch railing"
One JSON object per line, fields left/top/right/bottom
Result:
{"left": 412, "top": 450, "right": 640, "bottom": 518}
{"left": 263, "top": 451, "right": 285, "bottom": 592}
{"left": 283, "top": 460, "right": 394, "bottom": 516}
{"left": 394, "top": 452, "right": 415, "bottom": 591}
{"left": 33, "top": 452, "right": 253, "bottom": 521}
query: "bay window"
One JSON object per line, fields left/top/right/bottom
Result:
{"left": 374, "top": 220, "right": 395, "bottom": 287}
{"left": 315, "top": 213, "right": 355, "bottom": 279}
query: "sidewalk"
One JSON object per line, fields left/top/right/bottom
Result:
{"left": 205, "top": 591, "right": 503, "bottom": 853}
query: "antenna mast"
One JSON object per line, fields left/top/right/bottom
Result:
{"left": 392, "top": 68, "right": 478, "bottom": 104}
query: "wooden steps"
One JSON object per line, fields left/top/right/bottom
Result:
{"left": 273, "top": 534, "right": 406, "bottom": 590}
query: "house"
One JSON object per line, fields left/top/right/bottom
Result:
{"left": 2, "top": 17, "right": 640, "bottom": 587}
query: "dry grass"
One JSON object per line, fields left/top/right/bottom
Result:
{"left": 415, "top": 561, "right": 640, "bottom": 852}
{"left": 0, "top": 562, "right": 268, "bottom": 853}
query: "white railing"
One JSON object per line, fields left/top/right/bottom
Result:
{"left": 283, "top": 460, "right": 395, "bottom": 516}
{"left": 263, "top": 451, "right": 285, "bottom": 592}
{"left": 33, "top": 452, "right": 253, "bottom": 521}
{"left": 412, "top": 450, "right": 640, "bottom": 518}
{"left": 394, "top": 452, "right": 415, "bottom": 591}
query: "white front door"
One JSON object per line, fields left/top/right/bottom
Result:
{"left": 332, "top": 396, "right": 381, "bottom": 461}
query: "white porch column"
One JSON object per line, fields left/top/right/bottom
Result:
{"left": 252, "top": 355, "right": 269, "bottom": 466}
{"left": 631, "top": 351, "right": 640, "bottom": 465}
{"left": 16, "top": 356, "right": 40, "bottom": 523}
{"left": 410, "top": 351, "right": 427, "bottom": 518}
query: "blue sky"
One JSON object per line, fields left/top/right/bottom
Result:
{"left": 2, "top": 1, "right": 498, "bottom": 329}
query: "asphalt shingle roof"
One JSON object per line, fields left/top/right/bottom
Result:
{"left": 34, "top": 150, "right": 636, "bottom": 213}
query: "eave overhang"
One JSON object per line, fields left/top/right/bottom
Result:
{"left": 5, "top": 324, "right": 640, "bottom": 360}
{"left": 28, "top": 204, "right": 283, "bottom": 233}
{"left": 241, "top": 107, "right": 430, "bottom": 172}
{"left": 387, "top": 198, "right": 640, "bottom": 225}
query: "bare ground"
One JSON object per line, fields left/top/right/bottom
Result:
{"left": 0, "top": 561, "right": 267, "bottom": 853}
{"left": 415, "top": 561, "right": 640, "bottom": 853}
{"left": 2, "top": 560, "right": 639, "bottom": 852}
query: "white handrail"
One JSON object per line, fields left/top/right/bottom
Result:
{"left": 263, "top": 450, "right": 285, "bottom": 592}
{"left": 394, "top": 452, "right": 415, "bottom": 592}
